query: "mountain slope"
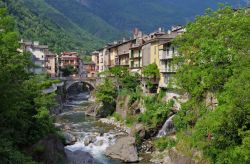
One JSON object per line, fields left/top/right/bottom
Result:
{"left": 44, "top": 0, "right": 124, "bottom": 41}
{"left": 76, "top": 0, "right": 246, "bottom": 32}
{"left": 4, "top": 0, "right": 247, "bottom": 53}
{"left": 5, "top": 0, "right": 105, "bottom": 53}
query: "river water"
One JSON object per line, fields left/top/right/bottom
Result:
{"left": 55, "top": 91, "right": 123, "bottom": 164}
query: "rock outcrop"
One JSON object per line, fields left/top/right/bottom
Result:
{"left": 151, "top": 148, "right": 199, "bottom": 164}
{"left": 116, "top": 95, "right": 130, "bottom": 119}
{"left": 105, "top": 136, "right": 139, "bottom": 162}
{"left": 86, "top": 102, "right": 116, "bottom": 118}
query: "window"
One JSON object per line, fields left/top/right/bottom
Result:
{"left": 167, "top": 48, "right": 170, "bottom": 55}
{"left": 131, "top": 61, "right": 134, "bottom": 68}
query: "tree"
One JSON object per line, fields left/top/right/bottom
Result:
{"left": 60, "top": 65, "right": 77, "bottom": 77}
{"left": 173, "top": 6, "right": 250, "bottom": 163}
{"left": 0, "top": 7, "right": 57, "bottom": 163}
{"left": 142, "top": 63, "right": 160, "bottom": 78}
{"left": 142, "top": 63, "right": 160, "bottom": 91}
{"left": 95, "top": 78, "right": 117, "bottom": 104}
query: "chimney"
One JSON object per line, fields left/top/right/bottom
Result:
{"left": 133, "top": 28, "right": 139, "bottom": 39}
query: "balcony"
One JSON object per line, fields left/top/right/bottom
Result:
{"left": 160, "top": 67, "right": 176, "bottom": 73}
{"left": 159, "top": 51, "right": 175, "bottom": 60}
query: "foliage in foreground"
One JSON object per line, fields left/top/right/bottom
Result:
{"left": 173, "top": 6, "right": 250, "bottom": 163}
{"left": 0, "top": 7, "right": 57, "bottom": 163}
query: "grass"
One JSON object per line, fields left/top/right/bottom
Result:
{"left": 153, "top": 137, "right": 176, "bottom": 151}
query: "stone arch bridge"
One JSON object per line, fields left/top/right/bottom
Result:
{"left": 61, "top": 77, "right": 99, "bottom": 91}
{"left": 43, "top": 77, "right": 100, "bottom": 94}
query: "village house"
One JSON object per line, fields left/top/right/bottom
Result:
{"left": 45, "top": 52, "right": 58, "bottom": 77}
{"left": 82, "top": 62, "right": 96, "bottom": 78}
{"left": 20, "top": 40, "right": 51, "bottom": 75}
{"left": 129, "top": 28, "right": 144, "bottom": 74}
{"left": 98, "top": 47, "right": 110, "bottom": 73}
{"left": 158, "top": 26, "right": 185, "bottom": 89}
{"left": 60, "top": 52, "right": 80, "bottom": 76}
{"left": 91, "top": 51, "right": 99, "bottom": 73}
{"left": 117, "top": 39, "right": 134, "bottom": 67}
{"left": 108, "top": 43, "right": 119, "bottom": 67}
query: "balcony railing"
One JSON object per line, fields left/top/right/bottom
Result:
{"left": 160, "top": 67, "right": 176, "bottom": 73}
{"left": 159, "top": 51, "right": 176, "bottom": 60}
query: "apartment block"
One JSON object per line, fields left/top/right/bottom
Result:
{"left": 158, "top": 26, "right": 185, "bottom": 88}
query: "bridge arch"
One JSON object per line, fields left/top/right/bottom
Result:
{"left": 66, "top": 80, "right": 95, "bottom": 92}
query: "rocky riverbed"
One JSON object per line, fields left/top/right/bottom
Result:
{"left": 54, "top": 90, "right": 149, "bottom": 164}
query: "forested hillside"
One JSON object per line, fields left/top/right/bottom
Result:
{"left": 3, "top": 0, "right": 247, "bottom": 53}
{"left": 76, "top": 0, "right": 246, "bottom": 32}
{"left": 5, "top": 0, "right": 105, "bottom": 53}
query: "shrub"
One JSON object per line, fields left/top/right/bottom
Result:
{"left": 153, "top": 137, "right": 176, "bottom": 151}
{"left": 112, "top": 112, "right": 122, "bottom": 121}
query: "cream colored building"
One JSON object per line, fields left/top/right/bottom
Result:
{"left": 158, "top": 27, "right": 185, "bottom": 89}
{"left": 45, "top": 52, "right": 57, "bottom": 77}
{"left": 108, "top": 44, "right": 119, "bottom": 67}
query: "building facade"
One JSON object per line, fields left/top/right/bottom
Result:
{"left": 45, "top": 52, "right": 57, "bottom": 77}
{"left": 20, "top": 40, "right": 49, "bottom": 74}
{"left": 117, "top": 40, "right": 133, "bottom": 67}
{"left": 60, "top": 52, "right": 80, "bottom": 76}
{"left": 92, "top": 51, "right": 99, "bottom": 73}
{"left": 82, "top": 62, "right": 96, "bottom": 78}
{"left": 108, "top": 44, "right": 119, "bottom": 67}
{"left": 158, "top": 27, "right": 185, "bottom": 88}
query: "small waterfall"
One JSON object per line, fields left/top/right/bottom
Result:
{"left": 157, "top": 115, "right": 175, "bottom": 137}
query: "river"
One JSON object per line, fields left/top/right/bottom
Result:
{"left": 55, "top": 91, "right": 124, "bottom": 164}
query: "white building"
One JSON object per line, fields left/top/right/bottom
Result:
{"left": 20, "top": 40, "right": 48, "bottom": 74}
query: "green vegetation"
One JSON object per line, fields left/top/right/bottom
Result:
{"left": 79, "top": 0, "right": 244, "bottom": 32}
{"left": 60, "top": 65, "right": 77, "bottom": 77}
{"left": 138, "top": 95, "right": 174, "bottom": 128}
{"left": 142, "top": 63, "right": 160, "bottom": 91}
{"left": 173, "top": 6, "right": 250, "bottom": 163}
{"left": 0, "top": 7, "right": 58, "bottom": 163}
{"left": 153, "top": 137, "right": 176, "bottom": 151}
{"left": 44, "top": 0, "right": 122, "bottom": 41}
{"left": 142, "top": 63, "right": 160, "bottom": 78}
{"left": 4, "top": 0, "right": 104, "bottom": 53}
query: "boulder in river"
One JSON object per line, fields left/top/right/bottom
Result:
{"left": 86, "top": 102, "right": 116, "bottom": 118}
{"left": 84, "top": 135, "right": 97, "bottom": 146}
{"left": 105, "top": 136, "right": 139, "bottom": 163}
{"left": 63, "top": 132, "right": 77, "bottom": 145}
{"left": 65, "top": 149, "right": 102, "bottom": 164}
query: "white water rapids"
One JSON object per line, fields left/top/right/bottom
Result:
{"left": 55, "top": 92, "right": 123, "bottom": 164}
